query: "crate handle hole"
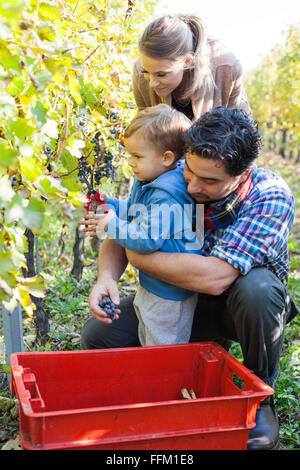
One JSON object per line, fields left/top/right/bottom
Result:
{"left": 233, "top": 373, "right": 245, "bottom": 391}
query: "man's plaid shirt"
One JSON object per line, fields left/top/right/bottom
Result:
{"left": 201, "top": 167, "right": 295, "bottom": 284}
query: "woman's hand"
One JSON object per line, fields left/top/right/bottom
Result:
{"left": 81, "top": 209, "right": 116, "bottom": 238}
{"left": 88, "top": 277, "right": 120, "bottom": 323}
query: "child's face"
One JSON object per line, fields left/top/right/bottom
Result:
{"left": 124, "top": 131, "right": 170, "bottom": 182}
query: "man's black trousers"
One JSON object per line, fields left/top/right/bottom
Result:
{"left": 81, "top": 267, "right": 298, "bottom": 387}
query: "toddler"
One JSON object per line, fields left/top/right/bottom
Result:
{"left": 83, "top": 104, "right": 203, "bottom": 346}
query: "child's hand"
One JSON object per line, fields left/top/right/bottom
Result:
{"left": 95, "top": 209, "right": 116, "bottom": 236}
{"left": 81, "top": 209, "right": 116, "bottom": 238}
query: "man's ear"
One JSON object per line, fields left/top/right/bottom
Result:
{"left": 240, "top": 167, "right": 252, "bottom": 182}
{"left": 162, "top": 150, "right": 176, "bottom": 167}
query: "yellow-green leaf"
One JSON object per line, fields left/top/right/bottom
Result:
{"left": 7, "top": 117, "right": 35, "bottom": 141}
{"left": 0, "top": 140, "right": 17, "bottom": 166}
{"left": 0, "top": 93, "right": 17, "bottom": 118}
{"left": 16, "top": 287, "right": 36, "bottom": 317}
{"left": 36, "top": 175, "right": 67, "bottom": 199}
{"left": 23, "top": 197, "right": 45, "bottom": 231}
{"left": 68, "top": 71, "right": 82, "bottom": 105}
{"left": 19, "top": 156, "right": 43, "bottom": 182}
{"left": 38, "top": 2, "right": 61, "bottom": 21}
{"left": 0, "top": 175, "right": 15, "bottom": 204}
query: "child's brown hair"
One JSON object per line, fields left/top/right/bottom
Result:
{"left": 124, "top": 104, "right": 191, "bottom": 159}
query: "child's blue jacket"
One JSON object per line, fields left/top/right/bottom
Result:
{"left": 106, "top": 160, "right": 202, "bottom": 300}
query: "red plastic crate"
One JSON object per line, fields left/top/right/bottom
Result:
{"left": 10, "top": 342, "right": 273, "bottom": 450}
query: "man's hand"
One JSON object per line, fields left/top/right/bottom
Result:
{"left": 88, "top": 277, "right": 120, "bottom": 323}
{"left": 81, "top": 209, "right": 116, "bottom": 238}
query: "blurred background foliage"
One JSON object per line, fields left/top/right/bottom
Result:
{"left": 245, "top": 23, "right": 300, "bottom": 161}
{"left": 0, "top": 0, "right": 158, "bottom": 316}
{"left": 0, "top": 1, "right": 299, "bottom": 450}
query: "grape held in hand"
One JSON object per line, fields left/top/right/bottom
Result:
{"left": 99, "top": 296, "right": 118, "bottom": 320}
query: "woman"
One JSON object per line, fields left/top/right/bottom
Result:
{"left": 133, "top": 14, "right": 251, "bottom": 120}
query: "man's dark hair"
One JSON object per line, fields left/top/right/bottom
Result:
{"left": 183, "top": 106, "right": 263, "bottom": 176}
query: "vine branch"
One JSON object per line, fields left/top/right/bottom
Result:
{"left": 81, "top": 45, "right": 100, "bottom": 64}
{"left": 52, "top": 103, "right": 70, "bottom": 175}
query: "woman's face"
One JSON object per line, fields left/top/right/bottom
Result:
{"left": 140, "top": 53, "right": 192, "bottom": 97}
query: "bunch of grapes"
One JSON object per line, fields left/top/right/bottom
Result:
{"left": 99, "top": 296, "right": 118, "bottom": 320}
{"left": 91, "top": 133, "right": 100, "bottom": 152}
{"left": 78, "top": 156, "right": 93, "bottom": 189}
{"left": 11, "top": 175, "right": 18, "bottom": 188}
{"left": 94, "top": 150, "right": 115, "bottom": 183}
{"left": 77, "top": 129, "right": 118, "bottom": 193}
{"left": 107, "top": 110, "right": 120, "bottom": 123}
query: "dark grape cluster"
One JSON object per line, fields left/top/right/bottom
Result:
{"left": 44, "top": 145, "right": 53, "bottom": 172}
{"left": 78, "top": 156, "right": 93, "bottom": 191}
{"left": 77, "top": 129, "right": 116, "bottom": 193}
{"left": 99, "top": 296, "right": 118, "bottom": 320}
{"left": 107, "top": 110, "right": 120, "bottom": 122}
{"left": 94, "top": 151, "right": 115, "bottom": 183}
{"left": 11, "top": 175, "right": 18, "bottom": 188}
{"left": 109, "top": 126, "right": 118, "bottom": 138}
{"left": 79, "top": 117, "right": 87, "bottom": 127}
{"left": 91, "top": 136, "right": 98, "bottom": 146}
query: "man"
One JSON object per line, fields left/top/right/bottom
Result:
{"left": 81, "top": 107, "right": 297, "bottom": 450}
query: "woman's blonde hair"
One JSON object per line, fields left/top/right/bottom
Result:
{"left": 138, "top": 14, "right": 215, "bottom": 101}
{"left": 124, "top": 104, "right": 191, "bottom": 159}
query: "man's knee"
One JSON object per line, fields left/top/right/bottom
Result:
{"left": 227, "top": 268, "right": 287, "bottom": 320}
{"left": 80, "top": 294, "right": 140, "bottom": 350}
{"left": 81, "top": 317, "right": 108, "bottom": 349}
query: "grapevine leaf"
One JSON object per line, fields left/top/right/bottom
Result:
{"left": 31, "top": 100, "right": 48, "bottom": 128}
{"left": 35, "top": 175, "right": 68, "bottom": 199}
{"left": 41, "top": 119, "right": 58, "bottom": 139}
{"left": 37, "top": 21, "right": 56, "bottom": 42}
{"left": 61, "top": 175, "right": 82, "bottom": 191}
{"left": 0, "top": 0, "right": 24, "bottom": 20}
{"left": 32, "top": 69, "right": 52, "bottom": 92}
{"left": 7, "top": 75, "right": 26, "bottom": 96}
{"left": 61, "top": 149, "right": 78, "bottom": 172}
{"left": 0, "top": 175, "right": 15, "bottom": 205}
{"left": 19, "top": 143, "right": 34, "bottom": 158}
{"left": 19, "top": 156, "right": 43, "bottom": 182}
{"left": 0, "top": 23, "right": 12, "bottom": 40}
{"left": 22, "top": 197, "right": 45, "bottom": 231}
{"left": 0, "top": 277, "right": 16, "bottom": 301}
{"left": 6, "top": 117, "right": 35, "bottom": 141}
{"left": 6, "top": 193, "right": 24, "bottom": 223}
{"left": 121, "top": 160, "right": 133, "bottom": 179}
{"left": 66, "top": 139, "right": 86, "bottom": 158}
{"left": 16, "top": 287, "right": 36, "bottom": 317}
{"left": 68, "top": 71, "right": 82, "bottom": 105}
{"left": 0, "top": 251, "right": 14, "bottom": 272}
{"left": 0, "top": 47, "right": 22, "bottom": 75}
{"left": 67, "top": 191, "right": 87, "bottom": 206}
{"left": 0, "top": 140, "right": 18, "bottom": 167}
{"left": 0, "top": 93, "right": 17, "bottom": 118}
{"left": 16, "top": 275, "right": 45, "bottom": 298}
{"left": 38, "top": 2, "right": 61, "bottom": 21}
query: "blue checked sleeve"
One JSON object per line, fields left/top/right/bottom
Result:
{"left": 209, "top": 186, "right": 295, "bottom": 282}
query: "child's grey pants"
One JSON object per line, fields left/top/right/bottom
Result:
{"left": 133, "top": 285, "right": 198, "bottom": 346}
{"left": 81, "top": 267, "right": 298, "bottom": 388}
